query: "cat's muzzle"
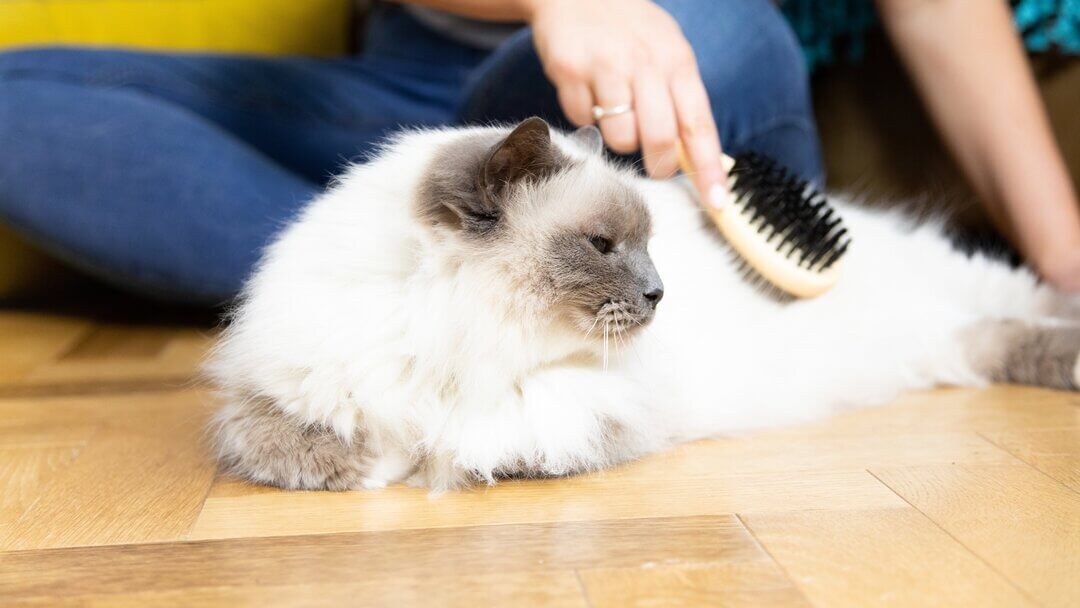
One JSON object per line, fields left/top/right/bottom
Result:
{"left": 594, "top": 299, "right": 655, "bottom": 337}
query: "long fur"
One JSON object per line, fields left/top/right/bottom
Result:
{"left": 206, "top": 123, "right": 1079, "bottom": 491}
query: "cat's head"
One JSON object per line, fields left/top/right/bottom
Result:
{"left": 416, "top": 118, "right": 664, "bottom": 343}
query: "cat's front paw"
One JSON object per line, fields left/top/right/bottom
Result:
{"left": 214, "top": 394, "right": 369, "bottom": 491}
{"left": 359, "top": 450, "right": 415, "bottom": 489}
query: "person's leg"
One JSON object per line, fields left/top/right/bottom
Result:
{"left": 454, "top": 28, "right": 573, "bottom": 131}
{"left": 658, "top": 0, "right": 823, "bottom": 185}
{"left": 0, "top": 74, "right": 318, "bottom": 304}
{"left": 456, "top": 0, "right": 824, "bottom": 185}
{"left": 0, "top": 46, "right": 468, "bottom": 186}
{"left": 0, "top": 20, "right": 478, "bottom": 303}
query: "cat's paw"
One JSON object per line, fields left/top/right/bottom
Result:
{"left": 214, "top": 394, "right": 369, "bottom": 491}
{"left": 359, "top": 451, "right": 414, "bottom": 489}
{"left": 968, "top": 321, "right": 1080, "bottom": 392}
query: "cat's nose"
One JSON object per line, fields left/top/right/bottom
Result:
{"left": 643, "top": 287, "right": 664, "bottom": 306}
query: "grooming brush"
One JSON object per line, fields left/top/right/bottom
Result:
{"left": 677, "top": 145, "right": 850, "bottom": 298}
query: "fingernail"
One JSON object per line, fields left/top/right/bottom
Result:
{"left": 708, "top": 183, "right": 729, "bottom": 210}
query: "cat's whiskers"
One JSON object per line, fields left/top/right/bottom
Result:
{"left": 622, "top": 314, "right": 648, "bottom": 367}
{"left": 602, "top": 319, "right": 610, "bottom": 371}
{"left": 612, "top": 313, "right": 626, "bottom": 358}
{"left": 613, "top": 313, "right": 622, "bottom": 352}
{"left": 583, "top": 313, "right": 603, "bottom": 342}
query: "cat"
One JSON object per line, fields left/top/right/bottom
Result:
{"left": 206, "top": 117, "right": 1080, "bottom": 492}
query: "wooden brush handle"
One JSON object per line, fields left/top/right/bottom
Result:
{"left": 675, "top": 141, "right": 841, "bottom": 299}
{"left": 674, "top": 142, "right": 735, "bottom": 187}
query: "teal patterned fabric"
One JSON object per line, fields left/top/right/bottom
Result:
{"left": 1014, "top": 0, "right": 1080, "bottom": 51}
{"left": 782, "top": 0, "right": 1080, "bottom": 72}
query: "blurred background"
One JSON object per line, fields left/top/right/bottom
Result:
{"left": 0, "top": 0, "right": 1076, "bottom": 303}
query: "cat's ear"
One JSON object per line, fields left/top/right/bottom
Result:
{"left": 570, "top": 125, "right": 603, "bottom": 155}
{"left": 478, "top": 117, "right": 557, "bottom": 210}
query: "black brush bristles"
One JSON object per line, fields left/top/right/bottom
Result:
{"left": 726, "top": 247, "right": 794, "bottom": 303}
{"left": 729, "top": 152, "right": 851, "bottom": 273}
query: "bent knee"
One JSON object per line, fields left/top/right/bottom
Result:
{"left": 0, "top": 47, "right": 87, "bottom": 75}
{"left": 657, "top": 0, "right": 820, "bottom": 180}
{"left": 659, "top": 0, "right": 810, "bottom": 110}
{"left": 0, "top": 46, "right": 163, "bottom": 86}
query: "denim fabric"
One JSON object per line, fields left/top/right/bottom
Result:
{"left": 0, "top": 1, "right": 822, "bottom": 303}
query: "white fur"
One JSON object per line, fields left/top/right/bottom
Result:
{"left": 207, "top": 126, "right": 1067, "bottom": 490}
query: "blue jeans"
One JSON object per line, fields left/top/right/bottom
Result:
{"left": 0, "top": 1, "right": 822, "bottom": 304}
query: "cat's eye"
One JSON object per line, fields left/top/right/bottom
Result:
{"left": 588, "top": 235, "right": 613, "bottom": 255}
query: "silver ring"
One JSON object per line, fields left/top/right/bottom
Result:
{"left": 591, "top": 103, "right": 632, "bottom": 121}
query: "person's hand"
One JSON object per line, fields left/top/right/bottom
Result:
{"left": 526, "top": 0, "right": 729, "bottom": 208}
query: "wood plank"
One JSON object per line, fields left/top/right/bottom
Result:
{"left": 580, "top": 561, "right": 809, "bottom": 608}
{"left": 766, "top": 386, "right": 1080, "bottom": 437}
{"left": 0, "top": 398, "right": 97, "bottom": 536}
{"left": 620, "top": 431, "right": 1012, "bottom": 478}
{"left": 873, "top": 463, "right": 1080, "bottom": 607}
{"left": 0, "top": 446, "right": 83, "bottom": 538}
{"left": 189, "top": 468, "right": 906, "bottom": 542}
{"left": 3, "top": 573, "right": 588, "bottom": 608}
{"left": 0, "top": 515, "right": 750, "bottom": 601}
{"left": 982, "top": 427, "right": 1080, "bottom": 492}
{"left": 0, "top": 313, "right": 92, "bottom": 384}
{"left": 0, "top": 380, "right": 196, "bottom": 399}
{"left": 188, "top": 428, "right": 1010, "bottom": 541}
{"left": 0, "top": 390, "right": 216, "bottom": 550}
{"left": 60, "top": 325, "right": 181, "bottom": 360}
{"left": 0, "top": 426, "right": 92, "bottom": 449}
{"left": 0, "top": 311, "right": 211, "bottom": 396}
{"left": 741, "top": 508, "right": 1035, "bottom": 607}
{"left": 0, "top": 410, "right": 96, "bottom": 448}
{"left": 20, "top": 331, "right": 210, "bottom": 386}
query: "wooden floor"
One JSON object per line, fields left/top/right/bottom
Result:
{"left": 1, "top": 304, "right": 1078, "bottom": 607}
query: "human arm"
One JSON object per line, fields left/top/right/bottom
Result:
{"left": 876, "top": 0, "right": 1080, "bottom": 290}
{"left": 387, "top": 0, "right": 730, "bottom": 207}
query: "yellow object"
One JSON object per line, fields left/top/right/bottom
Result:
{"left": 0, "top": 0, "right": 352, "bottom": 57}
{"left": 0, "top": 1, "right": 353, "bottom": 298}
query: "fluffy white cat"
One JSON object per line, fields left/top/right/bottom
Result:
{"left": 207, "top": 118, "right": 1080, "bottom": 491}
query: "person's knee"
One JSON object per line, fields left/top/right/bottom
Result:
{"left": 0, "top": 47, "right": 159, "bottom": 90}
{"left": 0, "top": 47, "right": 86, "bottom": 76}
{"left": 664, "top": 0, "right": 810, "bottom": 113}
{"left": 658, "top": 0, "right": 821, "bottom": 181}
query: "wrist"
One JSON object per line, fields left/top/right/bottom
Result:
{"left": 521, "top": 0, "right": 573, "bottom": 23}
{"left": 517, "top": 0, "right": 544, "bottom": 22}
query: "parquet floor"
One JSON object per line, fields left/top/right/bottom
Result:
{"left": 0, "top": 304, "right": 1078, "bottom": 607}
